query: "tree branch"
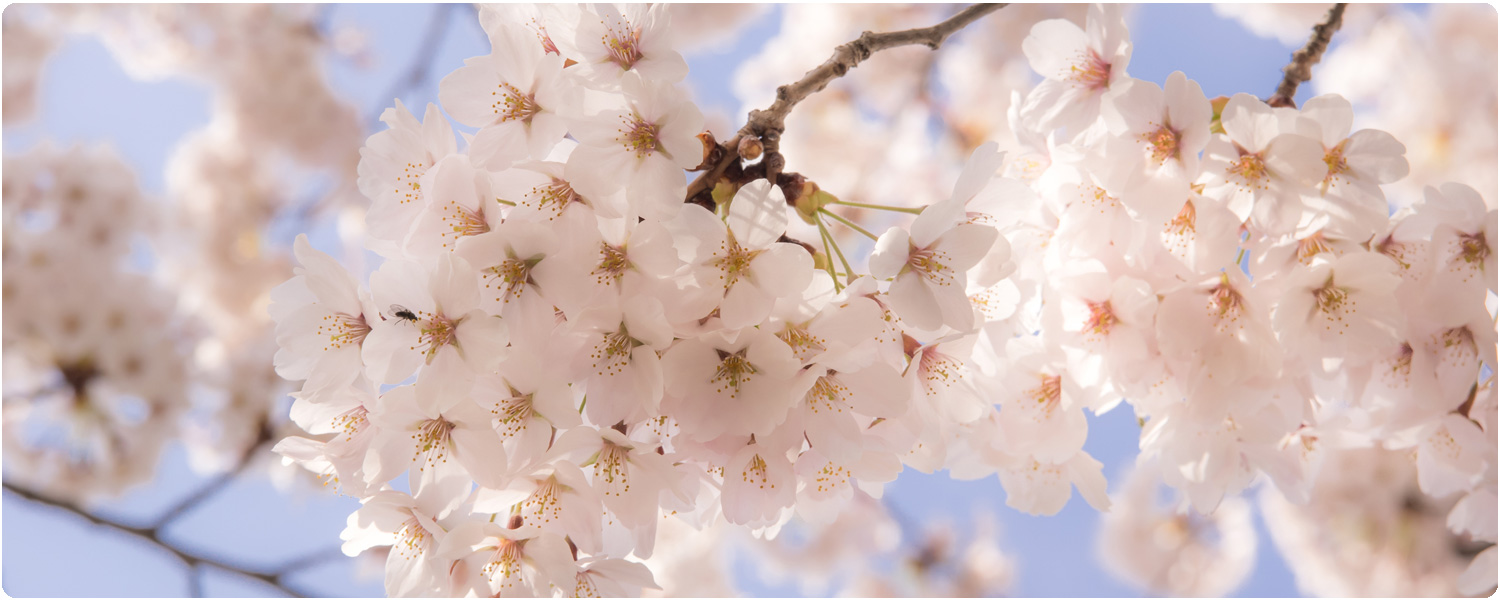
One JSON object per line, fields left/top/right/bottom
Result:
{"left": 151, "top": 429, "right": 273, "bottom": 531}
{"left": 3, "top": 481, "right": 326, "bottom": 597}
{"left": 1, "top": 424, "right": 333, "bottom": 598}
{"left": 1267, "top": 3, "right": 1348, "bottom": 108}
{"left": 686, "top": 3, "right": 1008, "bottom": 201}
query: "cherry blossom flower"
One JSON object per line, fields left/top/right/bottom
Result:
{"left": 1020, "top": 3, "right": 1132, "bottom": 137}
{"left": 358, "top": 100, "right": 457, "bottom": 246}
{"left": 994, "top": 450, "right": 1110, "bottom": 516}
{"left": 341, "top": 489, "right": 451, "bottom": 597}
{"left": 565, "top": 73, "right": 703, "bottom": 221}
{"left": 1199, "top": 93, "right": 1325, "bottom": 235}
{"left": 270, "top": 234, "right": 377, "bottom": 398}
{"left": 439, "top": 21, "right": 570, "bottom": 169}
{"left": 1096, "top": 71, "right": 1212, "bottom": 224}
{"left": 659, "top": 327, "right": 801, "bottom": 443}
{"left": 365, "top": 386, "right": 508, "bottom": 518}
{"left": 437, "top": 520, "right": 576, "bottom": 597}
{"left": 1271, "top": 251, "right": 1403, "bottom": 365}
{"left": 361, "top": 254, "right": 508, "bottom": 412}
{"left": 568, "top": 4, "right": 687, "bottom": 88}
{"left": 1297, "top": 94, "right": 1410, "bottom": 238}
{"left": 870, "top": 196, "right": 998, "bottom": 333}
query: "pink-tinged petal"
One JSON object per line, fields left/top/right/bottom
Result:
{"left": 933, "top": 277, "right": 978, "bottom": 333}
{"left": 371, "top": 259, "right": 436, "bottom": 315}
{"left": 439, "top": 56, "right": 502, "bottom": 128}
{"left": 455, "top": 312, "right": 507, "bottom": 373}
{"left": 429, "top": 155, "right": 482, "bottom": 213}
{"left": 911, "top": 196, "right": 965, "bottom": 249}
{"left": 533, "top": 381, "right": 581, "bottom": 428}
{"left": 361, "top": 324, "right": 422, "bottom": 384}
{"left": 1164, "top": 71, "right": 1211, "bottom": 151}
{"left": 528, "top": 533, "right": 582, "bottom": 592}
{"left": 719, "top": 280, "right": 774, "bottom": 330}
{"left": 625, "top": 219, "right": 680, "bottom": 278}
{"left": 293, "top": 234, "right": 362, "bottom": 313}
{"left": 657, "top": 108, "right": 705, "bottom": 168}
{"left": 1264, "top": 133, "right": 1327, "bottom": 186}
{"left": 1220, "top": 93, "right": 1275, "bottom": 151}
{"left": 631, "top": 346, "right": 665, "bottom": 415}
{"left": 411, "top": 447, "right": 471, "bottom": 518}
{"left": 488, "top": 21, "right": 542, "bottom": 84}
{"left": 750, "top": 243, "right": 813, "bottom": 299}
{"left": 728, "top": 180, "right": 787, "bottom": 250}
{"left": 421, "top": 101, "right": 458, "bottom": 157}
{"left": 432, "top": 253, "right": 481, "bottom": 316}
{"left": 416, "top": 346, "right": 476, "bottom": 413}
{"left": 564, "top": 143, "right": 629, "bottom": 198}
{"left": 451, "top": 425, "right": 509, "bottom": 488}
{"left": 803, "top": 405, "right": 863, "bottom": 466}
{"left": 1344, "top": 129, "right": 1409, "bottom": 183}
{"left": 627, "top": 156, "right": 687, "bottom": 221}
{"left": 1022, "top": 18, "right": 1089, "bottom": 79}
{"left": 526, "top": 112, "right": 569, "bottom": 159}
{"left": 886, "top": 272, "right": 942, "bottom": 331}
{"left": 1068, "top": 452, "right": 1111, "bottom": 511}
{"left": 1100, "top": 77, "right": 1162, "bottom": 136}
{"left": 951, "top": 142, "right": 1004, "bottom": 205}
{"left": 1457, "top": 546, "right": 1498, "bottom": 596}
{"left": 933, "top": 223, "right": 998, "bottom": 272}
{"left": 467, "top": 121, "right": 529, "bottom": 171}
{"left": 868, "top": 227, "right": 911, "bottom": 279}
{"left": 1018, "top": 78, "right": 1078, "bottom": 137}
{"left": 842, "top": 364, "right": 909, "bottom": 418}
{"left": 304, "top": 342, "right": 363, "bottom": 396}
{"left": 1298, "top": 94, "right": 1353, "bottom": 145}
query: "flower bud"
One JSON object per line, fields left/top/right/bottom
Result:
{"left": 793, "top": 180, "right": 835, "bottom": 226}
{"left": 738, "top": 136, "right": 764, "bottom": 161}
{"left": 1208, "top": 96, "right": 1230, "bottom": 135}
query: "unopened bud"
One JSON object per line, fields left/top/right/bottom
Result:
{"left": 793, "top": 181, "right": 836, "bottom": 226}
{"left": 1209, "top": 96, "right": 1230, "bottom": 135}
{"left": 813, "top": 250, "right": 831, "bottom": 272}
{"left": 738, "top": 136, "right": 764, "bottom": 161}
{"left": 712, "top": 181, "right": 739, "bottom": 217}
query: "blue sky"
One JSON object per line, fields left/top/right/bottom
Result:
{"left": 3, "top": 4, "right": 1324, "bottom": 597}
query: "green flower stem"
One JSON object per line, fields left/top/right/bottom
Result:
{"left": 816, "top": 217, "right": 843, "bottom": 292}
{"left": 831, "top": 199, "right": 924, "bottom": 215}
{"left": 820, "top": 208, "right": 879, "bottom": 241}
{"left": 818, "top": 214, "right": 856, "bottom": 283}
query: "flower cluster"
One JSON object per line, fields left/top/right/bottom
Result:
{"left": 269, "top": 3, "right": 1497, "bottom": 596}
{"left": 2, "top": 144, "right": 190, "bottom": 501}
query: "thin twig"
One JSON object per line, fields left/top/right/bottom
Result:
{"left": 686, "top": 3, "right": 1008, "bottom": 201}
{"left": 151, "top": 430, "right": 273, "bottom": 530}
{"left": 2, "top": 482, "right": 321, "bottom": 597}
{"left": 188, "top": 566, "right": 204, "bottom": 598}
{"left": 1267, "top": 3, "right": 1348, "bottom": 108}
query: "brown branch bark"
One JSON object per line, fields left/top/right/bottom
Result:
{"left": 686, "top": 3, "right": 1008, "bottom": 201}
{"left": 1267, "top": 3, "right": 1348, "bottom": 108}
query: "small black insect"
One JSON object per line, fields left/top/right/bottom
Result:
{"left": 389, "top": 304, "right": 419, "bottom": 323}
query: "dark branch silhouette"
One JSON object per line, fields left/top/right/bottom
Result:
{"left": 1267, "top": 3, "right": 1348, "bottom": 108}
{"left": 686, "top": 3, "right": 1008, "bottom": 200}
{"left": 2, "top": 430, "right": 341, "bottom": 598}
